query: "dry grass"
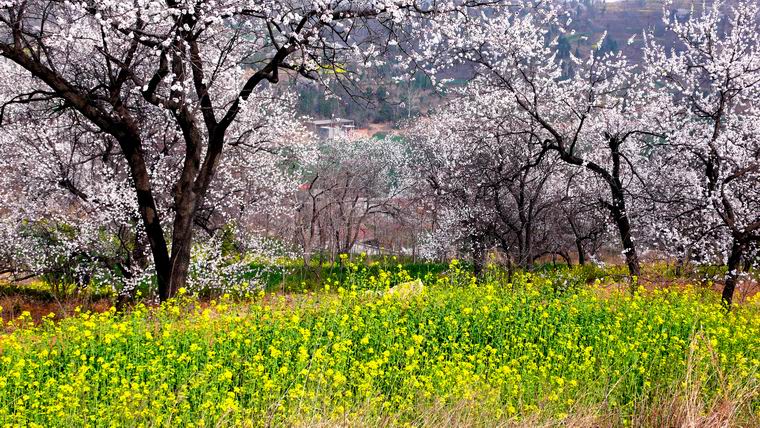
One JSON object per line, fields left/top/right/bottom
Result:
{"left": 0, "top": 291, "right": 111, "bottom": 325}
{"left": 292, "top": 392, "right": 758, "bottom": 428}
{"left": 628, "top": 333, "right": 759, "bottom": 428}
{"left": 291, "top": 333, "right": 759, "bottom": 428}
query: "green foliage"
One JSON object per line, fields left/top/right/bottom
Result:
{"left": 257, "top": 256, "right": 448, "bottom": 293}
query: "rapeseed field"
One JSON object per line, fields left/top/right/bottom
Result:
{"left": 0, "top": 262, "right": 758, "bottom": 427}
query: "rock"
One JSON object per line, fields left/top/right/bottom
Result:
{"left": 386, "top": 279, "right": 424, "bottom": 299}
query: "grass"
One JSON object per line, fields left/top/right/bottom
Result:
{"left": 255, "top": 257, "right": 448, "bottom": 293}
{"left": 0, "top": 262, "right": 758, "bottom": 427}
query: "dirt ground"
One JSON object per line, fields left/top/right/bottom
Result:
{"left": 0, "top": 292, "right": 113, "bottom": 325}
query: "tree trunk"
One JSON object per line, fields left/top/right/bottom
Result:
{"left": 554, "top": 136, "right": 640, "bottom": 281}
{"left": 531, "top": 251, "right": 571, "bottom": 266}
{"left": 609, "top": 139, "right": 640, "bottom": 283}
{"left": 516, "top": 233, "right": 526, "bottom": 269}
{"left": 161, "top": 111, "right": 225, "bottom": 301}
{"left": 611, "top": 199, "right": 641, "bottom": 284}
{"left": 576, "top": 238, "right": 586, "bottom": 265}
{"left": 472, "top": 235, "right": 486, "bottom": 277}
{"left": 167, "top": 202, "right": 196, "bottom": 300}
{"left": 120, "top": 138, "right": 172, "bottom": 300}
{"left": 524, "top": 226, "right": 534, "bottom": 270}
{"left": 675, "top": 246, "right": 691, "bottom": 278}
{"left": 722, "top": 239, "right": 744, "bottom": 309}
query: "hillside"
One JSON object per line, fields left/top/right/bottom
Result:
{"left": 298, "top": 0, "right": 727, "bottom": 123}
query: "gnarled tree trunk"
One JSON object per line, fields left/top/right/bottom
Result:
{"left": 722, "top": 239, "right": 745, "bottom": 309}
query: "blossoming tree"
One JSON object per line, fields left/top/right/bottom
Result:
{"left": 417, "top": 2, "right": 673, "bottom": 280}
{"left": 0, "top": 0, "right": 476, "bottom": 299}
{"left": 644, "top": 0, "right": 760, "bottom": 306}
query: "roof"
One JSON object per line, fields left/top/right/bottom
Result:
{"left": 310, "top": 119, "right": 354, "bottom": 126}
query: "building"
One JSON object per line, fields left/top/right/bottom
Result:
{"left": 309, "top": 118, "right": 355, "bottom": 140}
